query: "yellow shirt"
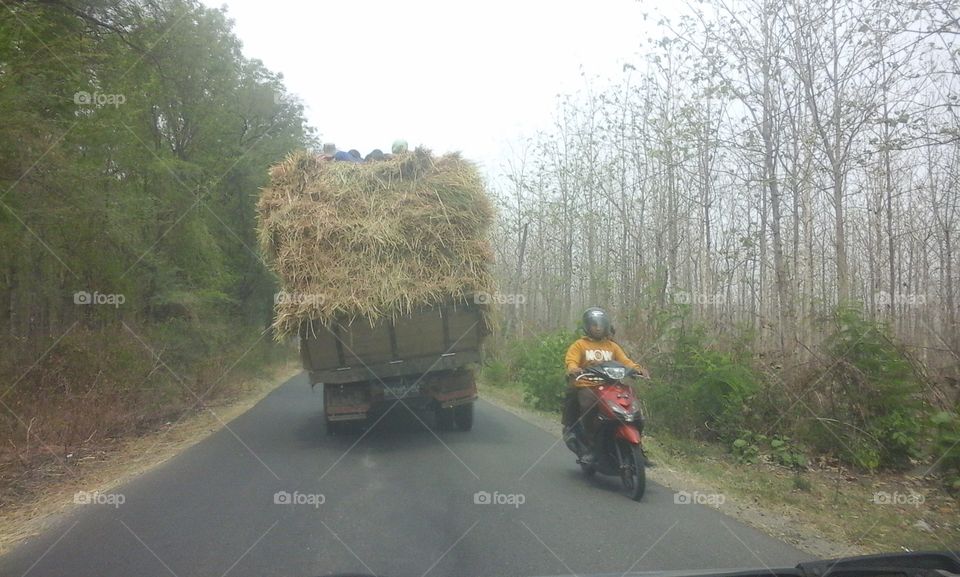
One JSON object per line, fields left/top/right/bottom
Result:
{"left": 564, "top": 337, "right": 644, "bottom": 386}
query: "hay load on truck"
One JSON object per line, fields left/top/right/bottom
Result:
{"left": 257, "top": 148, "right": 494, "bottom": 433}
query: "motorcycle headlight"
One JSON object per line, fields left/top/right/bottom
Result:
{"left": 605, "top": 367, "right": 626, "bottom": 380}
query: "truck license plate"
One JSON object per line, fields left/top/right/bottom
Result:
{"left": 382, "top": 383, "right": 419, "bottom": 400}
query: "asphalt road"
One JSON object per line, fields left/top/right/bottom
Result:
{"left": 0, "top": 372, "right": 814, "bottom": 577}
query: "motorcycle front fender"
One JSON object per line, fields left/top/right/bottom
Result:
{"left": 614, "top": 423, "right": 641, "bottom": 445}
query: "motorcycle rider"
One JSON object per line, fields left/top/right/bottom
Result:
{"left": 562, "top": 307, "right": 648, "bottom": 465}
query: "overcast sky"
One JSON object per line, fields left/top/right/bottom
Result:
{"left": 203, "top": 0, "right": 654, "bottom": 181}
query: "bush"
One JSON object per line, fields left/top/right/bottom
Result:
{"left": 647, "top": 316, "right": 759, "bottom": 440}
{"left": 479, "top": 358, "right": 512, "bottom": 387}
{"left": 514, "top": 331, "right": 578, "bottom": 412}
{"left": 930, "top": 410, "right": 960, "bottom": 492}
{"left": 799, "top": 306, "right": 924, "bottom": 471}
{"left": 479, "top": 330, "right": 578, "bottom": 410}
{"left": 732, "top": 433, "right": 763, "bottom": 464}
{"left": 730, "top": 431, "right": 805, "bottom": 469}
{"left": 769, "top": 435, "right": 807, "bottom": 469}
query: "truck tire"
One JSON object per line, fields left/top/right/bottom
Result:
{"left": 435, "top": 406, "right": 455, "bottom": 431}
{"left": 454, "top": 403, "right": 474, "bottom": 431}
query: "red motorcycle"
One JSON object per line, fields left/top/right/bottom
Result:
{"left": 564, "top": 361, "right": 648, "bottom": 501}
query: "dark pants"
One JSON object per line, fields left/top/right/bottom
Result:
{"left": 562, "top": 386, "right": 579, "bottom": 427}
{"left": 563, "top": 387, "right": 601, "bottom": 441}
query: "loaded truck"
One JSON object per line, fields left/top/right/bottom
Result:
{"left": 258, "top": 148, "right": 494, "bottom": 435}
{"left": 300, "top": 301, "right": 486, "bottom": 434}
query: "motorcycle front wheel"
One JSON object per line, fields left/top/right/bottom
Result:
{"left": 618, "top": 440, "right": 646, "bottom": 501}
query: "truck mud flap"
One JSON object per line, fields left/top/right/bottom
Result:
{"left": 430, "top": 369, "right": 478, "bottom": 409}
{"left": 324, "top": 383, "right": 371, "bottom": 421}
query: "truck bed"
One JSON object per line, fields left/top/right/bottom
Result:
{"left": 299, "top": 302, "right": 486, "bottom": 385}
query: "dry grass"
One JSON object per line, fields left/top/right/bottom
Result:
{"left": 257, "top": 148, "right": 495, "bottom": 337}
{"left": 648, "top": 432, "right": 960, "bottom": 554}
{"left": 0, "top": 327, "right": 285, "bottom": 506}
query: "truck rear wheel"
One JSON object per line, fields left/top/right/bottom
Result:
{"left": 454, "top": 403, "right": 474, "bottom": 431}
{"left": 325, "top": 419, "right": 341, "bottom": 436}
{"left": 435, "top": 406, "right": 455, "bottom": 430}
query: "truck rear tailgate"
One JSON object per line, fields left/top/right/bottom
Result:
{"left": 300, "top": 302, "right": 485, "bottom": 384}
